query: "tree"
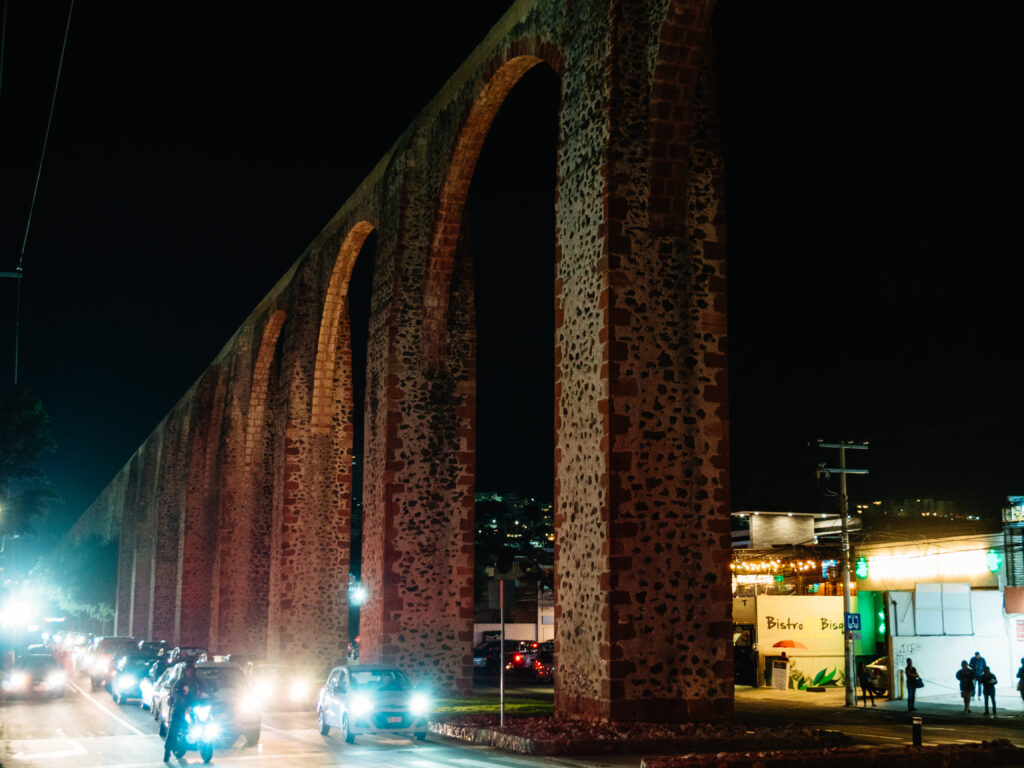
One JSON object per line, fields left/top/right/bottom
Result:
{"left": 0, "top": 385, "right": 57, "bottom": 535}
{"left": 32, "top": 535, "right": 117, "bottom": 628}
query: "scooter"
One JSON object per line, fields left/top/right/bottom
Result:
{"left": 164, "top": 703, "right": 218, "bottom": 764}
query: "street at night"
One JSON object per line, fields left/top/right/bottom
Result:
{"left": 4, "top": 677, "right": 1024, "bottom": 767}
{"left": 2, "top": 0, "right": 1024, "bottom": 766}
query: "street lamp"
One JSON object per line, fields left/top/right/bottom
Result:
{"left": 1, "top": 268, "right": 23, "bottom": 384}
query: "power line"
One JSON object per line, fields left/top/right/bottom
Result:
{"left": 20, "top": 0, "right": 76, "bottom": 270}
{"left": 2, "top": 0, "right": 75, "bottom": 386}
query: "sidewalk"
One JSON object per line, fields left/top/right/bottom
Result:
{"left": 736, "top": 683, "right": 1024, "bottom": 722}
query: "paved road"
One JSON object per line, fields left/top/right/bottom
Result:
{"left": 0, "top": 678, "right": 634, "bottom": 768}
{"left": 5, "top": 679, "right": 1024, "bottom": 767}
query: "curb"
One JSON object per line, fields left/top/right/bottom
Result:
{"left": 428, "top": 721, "right": 850, "bottom": 756}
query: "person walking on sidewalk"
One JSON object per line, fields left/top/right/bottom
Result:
{"left": 905, "top": 658, "right": 921, "bottom": 711}
{"left": 979, "top": 665, "right": 998, "bottom": 716}
{"left": 969, "top": 651, "right": 987, "bottom": 700}
{"left": 857, "top": 662, "right": 876, "bottom": 707}
{"left": 956, "top": 660, "right": 975, "bottom": 713}
{"left": 1017, "top": 658, "right": 1024, "bottom": 706}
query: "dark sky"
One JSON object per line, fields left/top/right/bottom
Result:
{"left": 1, "top": 1, "right": 1021, "bottom": 557}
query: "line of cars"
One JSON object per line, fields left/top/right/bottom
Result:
{"left": 7, "top": 632, "right": 456, "bottom": 749}
{"left": 473, "top": 638, "right": 555, "bottom": 682}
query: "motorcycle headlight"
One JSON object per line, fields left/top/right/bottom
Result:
{"left": 204, "top": 722, "right": 221, "bottom": 740}
{"left": 409, "top": 692, "right": 431, "bottom": 718}
{"left": 350, "top": 693, "right": 374, "bottom": 717}
{"left": 193, "top": 704, "right": 212, "bottom": 721}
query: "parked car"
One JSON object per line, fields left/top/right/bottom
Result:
{"left": 110, "top": 655, "right": 156, "bottom": 704}
{"left": 87, "top": 636, "right": 137, "bottom": 689}
{"left": 150, "top": 667, "right": 176, "bottom": 720}
{"left": 247, "top": 663, "right": 316, "bottom": 710}
{"left": 157, "top": 661, "right": 261, "bottom": 746}
{"left": 533, "top": 651, "right": 555, "bottom": 682}
{"left": 472, "top": 640, "right": 521, "bottom": 672}
{"left": 138, "top": 660, "right": 165, "bottom": 710}
{"left": 2, "top": 654, "right": 66, "bottom": 698}
{"left": 865, "top": 657, "right": 890, "bottom": 695}
{"left": 316, "top": 665, "right": 430, "bottom": 744}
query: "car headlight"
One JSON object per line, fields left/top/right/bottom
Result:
{"left": 288, "top": 680, "right": 309, "bottom": 702}
{"left": 256, "top": 681, "right": 274, "bottom": 701}
{"left": 4, "top": 672, "right": 29, "bottom": 691}
{"left": 349, "top": 693, "right": 374, "bottom": 717}
{"left": 409, "top": 692, "right": 431, "bottom": 718}
{"left": 115, "top": 675, "right": 136, "bottom": 692}
{"left": 47, "top": 671, "right": 67, "bottom": 689}
{"left": 240, "top": 695, "right": 262, "bottom": 714}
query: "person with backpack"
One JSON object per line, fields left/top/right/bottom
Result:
{"left": 956, "top": 659, "right": 975, "bottom": 714}
{"left": 979, "top": 665, "right": 998, "bottom": 716}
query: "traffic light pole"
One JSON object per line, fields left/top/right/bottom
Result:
{"left": 818, "top": 440, "right": 868, "bottom": 708}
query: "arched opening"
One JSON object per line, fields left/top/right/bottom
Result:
{"left": 311, "top": 221, "right": 376, "bottom": 648}
{"left": 439, "top": 59, "right": 561, "bottom": 685}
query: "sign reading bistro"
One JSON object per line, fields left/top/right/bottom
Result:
{"left": 756, "top": 595, "right": 846, "bottom": 655}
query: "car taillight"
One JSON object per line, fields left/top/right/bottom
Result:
{"left": 514, "top": 654, "right": 523, "bottom": 663}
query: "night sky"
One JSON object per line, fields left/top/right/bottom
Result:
{"left": 1, "top": 1, "right": 1020, "bottom": 561}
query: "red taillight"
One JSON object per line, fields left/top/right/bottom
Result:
{"left": 514, "top": 654, "right": 523, "bottom": 663}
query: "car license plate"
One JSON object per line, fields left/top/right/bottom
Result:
{"left": 387, "top": 716, "right": 401, "bottom": 723}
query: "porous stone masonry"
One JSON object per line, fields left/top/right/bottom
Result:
{"left": 71, "top": 0, "right": 729, "bottom": 722}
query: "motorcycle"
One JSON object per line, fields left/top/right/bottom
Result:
{"left": 164, "top": 702, "right": 218, "bottom": 764}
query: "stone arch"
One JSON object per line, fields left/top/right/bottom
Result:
{"left": 422, "top": 46, "right": 563, "bottom": 362}
{"left": 311, "top": 220, "right": 376, "bottom": 430}
{"left": 245, "top": 310, "right": 287, "bottom": 466}
{"left": 648, "top": 0, "right": 717, "bottom": 237}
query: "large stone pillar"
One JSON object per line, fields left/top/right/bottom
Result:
{"left": 152, "top": 412, "right": 187, "bottom": 643}
{"left": 553, "top": 0, "right": 730, "bottom": 722}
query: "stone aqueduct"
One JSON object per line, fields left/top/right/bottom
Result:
{"left": 76, "top": 0, "right": 731, "bottom": 722}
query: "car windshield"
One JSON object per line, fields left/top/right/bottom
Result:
{"left": 252, "top": 665, "right": 292, "bottom": 680}
{"left": 122, "top": 659, "right": 152, "bottom": 675}
{"left": 195, "top": 667, "right": 247, "bottom": 692}
{"left": 349, "top": 668, "right": 412, "bottom": 692}
{"left": 20, "top": 656, "right": 57, "bottom": 671}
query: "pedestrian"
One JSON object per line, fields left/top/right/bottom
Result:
{"left": 905, "top": 658, "right": 921, "bottom": 711}
{"left": 956, "top": 659, "right": 974, "bottom": 713}
{"left": 979, "top": 665, "right": 998, "bottom": 716}
{"left": 969, "top": 651, "right": 986, "bottom": 700}
{"left": 857, "top": 662, "right": 876, "bottom": 707}
{"left": 1017, "top": 658, "right": 1024, "bottom": 706}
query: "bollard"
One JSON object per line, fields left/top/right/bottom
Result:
{"left": 911, "top": 715, "right": 923, "bottom": 747}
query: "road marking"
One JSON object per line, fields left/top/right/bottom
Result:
{"left": 11, "top": 742, "right": 87, "bottom": 761}
{"left": 67, "top": 680, "right": 147, "bottom": 736}
{"left": 843, "top": 731, "right": 903, "bottom": 741}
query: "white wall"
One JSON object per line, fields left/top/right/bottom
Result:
{"left": 891, "top": 591, "right": 1015, "bottom": 696}
{"left": 474, "top": 620, "right": 553, "bottom": 644}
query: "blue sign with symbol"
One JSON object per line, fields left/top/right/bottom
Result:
{"left": 844, "top": 612, "right": 861, "bottom": 631}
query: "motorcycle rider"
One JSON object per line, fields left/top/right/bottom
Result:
{"left": 164, "top": 661, "right": 203, "bottom": 762}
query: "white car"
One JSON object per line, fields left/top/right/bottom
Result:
{"left": 316, "top": 665, "right": 430, "bottom": 744}
{"left": 157, "top": 661, "right": 261, "bottom": 746}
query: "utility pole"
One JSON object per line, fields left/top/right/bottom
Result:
{"left": 817, "top": 440, "right": 868, "bottom": 708}
{"left": 1, "top": 269, "right": 22, "bottom": 384}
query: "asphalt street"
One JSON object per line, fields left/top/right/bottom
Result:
{"left": 3, "top": 678, "right": 1024, "bottom": 768}
{"left": 0, "top": 677, "right": 634, "bottom": 768}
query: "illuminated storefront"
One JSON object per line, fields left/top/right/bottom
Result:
{"left": 855, "top": 532, "right": 1018, "bottom": 699}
